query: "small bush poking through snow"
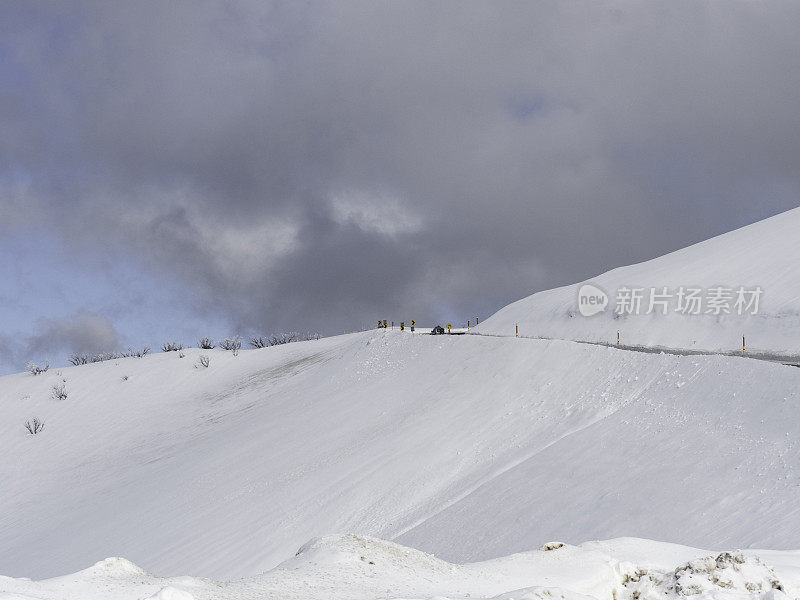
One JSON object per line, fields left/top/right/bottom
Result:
{"left": 68, "top": 353, "right": 89, "bottom": 366}
{"left": 198, "top": 337, "right": 215, "bottom": 349}
{"left": 220, "top": 336, "right": 242, "bottom": 356}
{"left": 197, "top": 355, "right": 210, "bottom": 368}
{"left": 122, "top": 346, "right": 151, "bottom": 358}
{"left": 162, "top": 341, "right": 183, "bottom": 352}
{"left": 26, "top": 361, "right": 49, "bottom": 375}
{"left": 24, "top": 417, "right": 44, "bottom": 434}
{"left": 91, "top": 352, "right": 119, "bottom": 363}
{"left": 269, "top": 332, "right": 299, "bottom": 346}
{"left": 69, "top": 352, "right": 118, "bottom": 365}
{"left": 249, "top": 336, "right": 269, "bottom": 348}
{"left": 268, "top": 331, "right": 320, "bottom": 346}
{"left": 51, "top": 383, "right": 68, "bottom": 401}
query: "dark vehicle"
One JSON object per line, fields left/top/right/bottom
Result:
{"left": 431, "top": 325, "right": 446, "bottom": 335}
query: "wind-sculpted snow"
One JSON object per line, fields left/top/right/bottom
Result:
{"left": 0, "top": 536, "right": 798, "bottom": 600}
{"left": 477, "top": 207, "right": 800, "bottom": 356}
{"left": 2, "top": 330, "right": 800, "bottom": 586}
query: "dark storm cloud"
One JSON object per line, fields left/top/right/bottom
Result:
{"left": 25, "top": 314, "right": 119, "bottom": 357}
{"left": 2, "top": 1, "right": 800, "bottom": 337}
{"left": 0, "top": 314, "right": 119, "bottom": 366}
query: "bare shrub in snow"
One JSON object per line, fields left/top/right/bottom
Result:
{"left": 51, "top": 383, "right": 68, "bottom": 401}
{"left": 26, "top": 361, "right": 49, "bottom": 375}
{"left": 198, "top": 337, "right": 215, "bottom": 349}
{"left": 161, "top": 341, "right": 183, "bottom": 352}
{"left": 268, "top": 331, "right": 320, "bottom": 346}
{"left": 197, "top": 355, "right": 210, "bottom": 368}
{"left": 68, "top": 353, "right": 89, "bottom": 366}
{"left": 220, "top": 336, "right": 242, "bottom": 356}
{"left": 91, "top": 352, "right": 119, "bottom": 363}
{"left": 24, "top": 417, "right": 45, "bottom": 435}
{"left": 269, "top": 332, "right": 299, "bottom": 346}
{"left": 249, "top": 336, "right": 269, "bottom": 348}
{"left": 122, "top": 346, "right": 150, "bottom": 358}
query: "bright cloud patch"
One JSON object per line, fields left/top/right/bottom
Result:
{"left": 330, "top": 191, "right": 424, "bottom": 237}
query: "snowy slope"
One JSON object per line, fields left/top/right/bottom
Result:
{"left": 2, "top": 330, "right": 800, "bottom": 583}
{"left": 1, "top": 535, "right": 798, "bottom": 600}
{"left": 476, "top": 207, "right": 800, "bottom": 355}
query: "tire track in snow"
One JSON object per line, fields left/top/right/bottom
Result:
{"left": 470, "top": 331, "right": 800, "bottom": 368}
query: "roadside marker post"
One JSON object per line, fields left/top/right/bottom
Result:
{"left": 743, "top": 336, "right": 746, "bottom": 354}
{"left": 617, "top": 330, "right": 620, "bottom": 346}
{"left": 515, "top": 324, "right": 518, "bottom": 338}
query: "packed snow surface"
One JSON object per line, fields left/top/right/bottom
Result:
{"left": 476, "top": 207, "right": 800, "bottom": 355}
{"left": 2, "top": 329, "right": 800, "bottom": 586}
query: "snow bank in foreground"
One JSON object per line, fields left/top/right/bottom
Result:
{"left": 616, "top": 552, "right": 786, "bottom": 600}
{"left": 0, "top": 536, "right": 797, "bottom": 600}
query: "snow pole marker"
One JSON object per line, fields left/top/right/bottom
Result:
{"left": 617, "top": 330, "right": 620, "bottom": 346}
{"left": 515, "top": 323, "right": 518, "bottom": 338}
{"left": 467, "top": 320, "right": 470, "bottom": 332}
{"left": 743, "top": 335, "right": 746, "bottom": 354}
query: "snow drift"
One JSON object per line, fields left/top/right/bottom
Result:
{"left": 1, "top": 535, "right": 799, "bottom": 600}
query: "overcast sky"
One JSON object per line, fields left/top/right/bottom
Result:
{"left": 1, "top": 1, "right": 799, "bottom": 373}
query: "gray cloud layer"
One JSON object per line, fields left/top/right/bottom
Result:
{"left": 0, "top": 314, "right": 119, "bottom": 367}
{"left": 2, "top": 2, "right": 800, "bottom": 340}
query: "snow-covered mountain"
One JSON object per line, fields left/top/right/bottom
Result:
{"left": 3, "top": 209, "right": 800, "bottom": 599}
{"left": 2, "top": 329, "right": 800, "bottom": 593}
{"left": 477, "top": 208, "right": 800, "bottom": 355}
